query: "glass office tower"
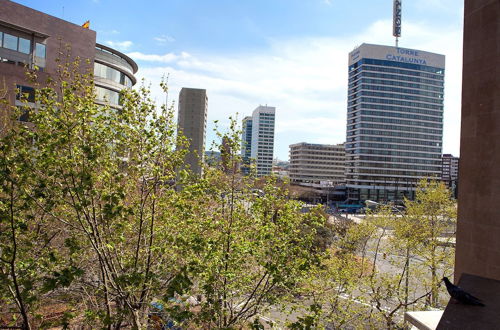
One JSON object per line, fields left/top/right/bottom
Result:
{"left": 346, "top": 43, "right": 445, "bottom": 203}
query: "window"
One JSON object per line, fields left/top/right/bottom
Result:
{"left": 16, "top": 85, "right": 35, "bottom": 103}
{"left": 35, "top": 43, "right": 46, "bottom": 58}
{"left": 18, "top": 106, "right": 30, "bottom": 122}
{"left": 0, "top": 32, "right": 3, "bottom": 47}
{"left": 3, "top": 33, "right": 18, "bottom": 50}
{"left": 18, "top": 37, "right": 30, "bottom": 54}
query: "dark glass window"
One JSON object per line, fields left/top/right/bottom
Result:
{"left": 18, "top": 106, "right": 30, "bottom": 122}
{"left": 16, "top": 85, "right": 35, "bottom": 103}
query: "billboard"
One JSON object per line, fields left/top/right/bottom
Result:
{"left": 393, "top": 0, "right": 402, "bottom": 37}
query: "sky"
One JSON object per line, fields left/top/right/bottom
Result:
{"left": 17, "top": 0, "right": 464, "bottom": 160}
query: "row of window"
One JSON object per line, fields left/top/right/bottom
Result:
{"left": 95, "top": 86, "right": 121, "bottom": 106}
{"left": 354, "top": 135, "right": 441, "bottom": 147}
{"left": 351, "top": 72, "right": 444, "bottom": 87}
{"left": 290, "top": 150, "right": 345, "bottom": 156}
{"left": 354, "top": 84, "right": 443, "bottom": 99}
{"left": 357, "top": 91, "right": 443, "bottom": 105}
{"left": 354, "top": 110, "right": 442, "bottom": 124}
{"left": 350, "top": 129, "right": 442, "bottom": 141}
{"left": 361, "top": 65, "right": 444, "bottom": 81}
{"left": 354, "top": 148, "right": 442, "bottom": 159}
{"left": 290, "top": 157, "right": 345, "bottom": 162}
{"left": 355, "top": 97, "right": 443, "bottom": 111}
{"left": 94, "top": 62, "right": 133, "bottom": 88}
{"left": 356, "top": 113, "right": 443, "bottom": 128}
{"left": 353, "top": 78, "right": 444, "bottom": 93}
{"left": 351, "top": 142, "right": 441, "bottom": 153}
{"left": 0, "top": 32, "right": 46, "bottom": 58}
{"left": 349, "top": 122, "right": 442, "bottom": 135}
{"left": 351, "top": 102, "right": 443, "bottom": 117}
{"left": 356, "top": 155, "right": 441, "bottom": 165}
{"left": 349, "top": 177, "right": 428, "bottom": 185}
{"left": 354, "top": 162, "right": 441, "bottom": 172}
{"left": 348, "top": 168, "right": 440, "bottom": 177}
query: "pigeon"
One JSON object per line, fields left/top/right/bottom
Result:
{"left": 442, "top": 277, "right": 485, "bottom": 307}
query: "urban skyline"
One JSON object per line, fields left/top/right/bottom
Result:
{"left": 12, "top": 0, "right": 464, "bottom": 161}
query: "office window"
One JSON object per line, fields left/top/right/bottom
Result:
{"left": 0, "top": 32, "right": 3, "bottom": 47}
{"left": 3, "top": 33, "right": 18, "bottom": 50}
{"left": 35, "top": 43, "right": 46, "bottom": 59}
{"left": 18, "top": 37, "right": 30, "bottom": 54}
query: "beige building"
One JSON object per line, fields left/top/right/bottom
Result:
{"left": 178, "top": 88, "right": 208, "bottom": 175}
{"left": 289, "top": 142, "right": 346, "bottom": 185}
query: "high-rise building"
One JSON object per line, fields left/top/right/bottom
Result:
{"left": 346, "top": 43, "right": 445, "bottom": 203}
{"left": 0, "top": 1, "right": 137, "bottom": 130}
{"left": 250, "top": 105, "right": 275, "bottom": 177}
{"left": 240, "top": 116, "right": 253, "bottom": 175}
{"left": 441, "top": 154, "right": 459, "bottom": 183}
{"left": 441, "top": 153, "right": 459, "bottom": 197}
{"left": 289, "top": 142, "right": 345, "bottom": 186}
{"left": 177, "top": 88, "right": 208, "bottom": 175}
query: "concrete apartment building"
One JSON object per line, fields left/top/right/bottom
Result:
{"left": 177, "top": 88, "right": 208, "bottom": 175}
{"left": 0, "top": 1, "right": 138, "bottom": 130}
{"left": 250, "top": 105, "right": 275, "bottom": 177}
{"left": 345, "top": 43, "right": 445, "bottom": 203}
{"left": 240, "top": 116, "right": 252, "bottom": 175}
{"left": 289, "top": 142, "right": 345, "bottom": 186}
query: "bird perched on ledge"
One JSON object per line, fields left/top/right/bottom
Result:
{"left": 443, "top": 277, "right": 485, "bottom": 307}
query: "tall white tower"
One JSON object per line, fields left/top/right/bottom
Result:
{"left": 250, "top": 105, "right": 276, "bottom": 177}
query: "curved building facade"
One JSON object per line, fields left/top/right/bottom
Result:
{"left": 346, "top": 43, "right": 445, "bottom": 203}
{"left": 94, "top": 43, "right": 138, "bottom": 108}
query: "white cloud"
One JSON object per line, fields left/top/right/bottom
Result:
{"left": 133, "top": 18, "right": 463, "bottom": 160}
{"left": 154, "top": 35, "right": 175, "bottom": 44}
{"left": 323, "top": 0, "right": 333, "bottom": 5}
{"left": 128, "top": 52, "right": 180, "bottom": 63}
{"left": 105, "top": 40, "right": 133, "bottom": 51}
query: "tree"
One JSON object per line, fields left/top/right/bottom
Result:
{"left": 1, "top": 57, "right": 192, "bottom": 328}
{"left": 402, "top": 179, "right": 456, "bottom": 307}
{"left": 294, "top": 180, "right": 456, "bottom": 329}
{"left": 165, "top": 120, "right": 326, "bottom": 328}
{"left": 0, "top": 77, "right": 80, "bottom": 330}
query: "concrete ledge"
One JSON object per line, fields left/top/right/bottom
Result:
{"left": 405, "top": 311, "right": 444, "bottom": 330}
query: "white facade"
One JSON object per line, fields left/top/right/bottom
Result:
{"left": 250, "top": 106, "right": 275, "bottom": 176}
{"left": 346, "top": 43, "right": 445, "bottom": 202}
{"left": 289, "top": 143, "right": 345, "bottom": 185}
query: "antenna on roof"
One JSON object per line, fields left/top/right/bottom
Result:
{"left": 393, "top": 0, "right": 402, "bottom": 47}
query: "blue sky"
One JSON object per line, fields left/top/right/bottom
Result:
{"left": 17, "top": 0, "right": 464, "bottom": 160}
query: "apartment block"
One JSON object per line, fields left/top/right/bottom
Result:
{"left": 289, "top": 142, "right": 345, "bottom": 186}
